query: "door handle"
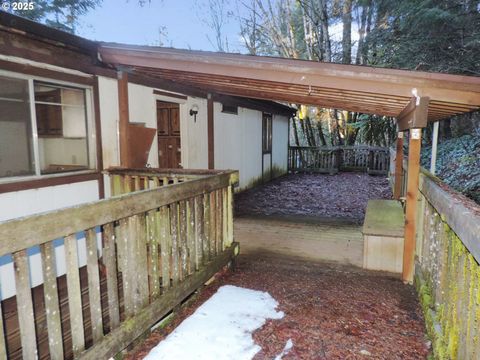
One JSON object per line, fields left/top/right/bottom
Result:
{"left": 168, "top": 145, "right": 173, "bottom": 149}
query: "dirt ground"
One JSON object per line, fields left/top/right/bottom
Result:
{"left": 126, "top": 254, "right": 429, "bottom": 360}
{"left": 235, "top": 173, "right": 392, "bottom": 223}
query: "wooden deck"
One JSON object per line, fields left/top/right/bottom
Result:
{"left": 235, "top": 215, "right": 364, "bottom": 267}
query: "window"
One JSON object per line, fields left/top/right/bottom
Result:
{"left": 221, "top": 104, "right": 238, "bottom": 115}
{"left": 262, "top": 113, "right": 272, "bottom": 154}
{"left": 0, "top": 73, "right": 94, "bottom": 180}
{"left": 0, "top": 76, "right": 35, "bottom": 178}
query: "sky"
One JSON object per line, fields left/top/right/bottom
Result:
{"left": 77, "top": 0, "right": 244, "bottom": 52}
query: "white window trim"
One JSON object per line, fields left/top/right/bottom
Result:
{"left": 0, "top": 69, "right": 97, "bottom": 183}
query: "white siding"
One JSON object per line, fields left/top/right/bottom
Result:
{"left": 0, "top": 181, "right": 100, "bottom": 300}
{"left": 214, "top": 103, "right": 263, "bottom": 190}
{"left": 179, "top": 97, "right": 208, "bottom": 169}
{"left": 98, "top": 76, "right": 120, "bottom": 168}
{"left": 272, "top": 114, "right": 289, "bottom": 174}
{"left": 128, "top": 83, "right": 159, "bottom": 167}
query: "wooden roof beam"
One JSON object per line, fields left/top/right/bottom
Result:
{"left": 99, "top": 44, "right": 480, "bottom": 107}
{"left": 397, "top": 96, "right": 430, "bottom": 131}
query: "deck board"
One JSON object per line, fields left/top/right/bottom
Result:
{"left": 235, "top": 216, "right": 363, "bottom": 267}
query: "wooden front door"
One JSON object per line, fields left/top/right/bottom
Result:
{"left": 157, "top": 101, "right": 181, "bottom": 168}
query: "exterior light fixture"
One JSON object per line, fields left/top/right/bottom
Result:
{"left": 190, "top": 104, "right": 199, "bottom": 122}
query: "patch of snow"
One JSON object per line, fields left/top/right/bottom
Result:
{"left": 274, "top": 339, "right": 293, "bottom": 360}
{"left": 144, "top": 285, "right": 284, "bottom": 360}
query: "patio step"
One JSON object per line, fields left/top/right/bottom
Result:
{"left": 234, "top": 216, "right": 363, "bottom": 267}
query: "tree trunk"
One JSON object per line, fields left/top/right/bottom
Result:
{"left": 319, "top": 0, "right": 331, "bottom": 61}
{"left": 355, "top": 1, "right": 369, "bottom": 64}
{"left": 342, "top": 0, "right": 352, "bottom": 64}
{"left": 317, "top": 119, "right": 327, "bottom": 146}
{"left": 306, "top": 117, "right": 317, "bottom": 146}
{"left": 292, "top": 117, "right": 301, "bottom": 147}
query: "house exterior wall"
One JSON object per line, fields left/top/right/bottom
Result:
{"left": 213, "top": 104, "right": 289, "bottom": 190}
{"left": 0, "top": 58, "right": 289, "bottom": 299}
{"left": 272, "top": 114, "right": 289, "bottom": 174}
{"left": 0, "top": 181, "right": 100, "bottom": 299}
{"left": 0, "top": 57, "right": 102, "bottom": 300}
{"left": 179, "top": 96, "right": 209, "bottom": 169}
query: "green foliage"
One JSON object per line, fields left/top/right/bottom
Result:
{"left": 421, "top": 134, "right": 480, "bottom": 203}
{"left": 350, "top": 114, "right": 396, "bottom": 147}
{"left": 365, "top": 0, "right": 480, "bottom": 74}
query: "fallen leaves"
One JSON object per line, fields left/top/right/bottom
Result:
{"left": 235, "top": 173, "right": 392, "bottom": 223}
{"left": 126, "top": 254, "right": 430, "bottom": 360}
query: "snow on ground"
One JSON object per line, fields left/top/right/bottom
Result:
{"left": 274, "top": 339, "right": 293, "bottom": 360}
{"left": 143, "top": 285, "right": 285, "bottom": 360}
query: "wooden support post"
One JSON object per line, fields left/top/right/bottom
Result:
{"left": 430, "top": 121, "right": 439, "bottom": 175}
{"left": 207, "top": 93, "right": 214, "bottom": 169}
{"left": 394, "top": 132, "right": 404, "bottom": 199}
{"left": 403, "top": 128, "right": 423, "bottom": 283}
{"left": 118, "top": 71, "right": 130, "bottom": 167}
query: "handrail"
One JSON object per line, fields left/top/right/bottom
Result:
{"left": 288, "top": 145, "right": 389, "bottom": 174}
{"left": 0, "top": 168, "right": 239, "bottom": 359}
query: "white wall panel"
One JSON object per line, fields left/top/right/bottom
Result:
{"left": 272, "top": 114, "right": 289, "bottom": 175}
{"left": 0, "top": 180, "right": 100, "bottom": 300}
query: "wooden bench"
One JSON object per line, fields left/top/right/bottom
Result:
{"left": 362, "top": 200, "right": 405, "bottom": 273}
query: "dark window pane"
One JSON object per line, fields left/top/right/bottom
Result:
{"left": 222, "top": 104, "right": 238, "bottom": 114}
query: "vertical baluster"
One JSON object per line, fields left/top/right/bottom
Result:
{"left": 222, "top": 187, "right": 228, "bottom": 251}
{"left": 133, "top": 176, "right": 141, "bottom": 191}
{"left": 147, "top": 206, "right": 160, "bottom": 299}
{"left": 40, "top": 242, "right": 64, "bottom": 359}
{"left": 203, "top": 193, "right": 211, "bottom": 261}
{"left": 226, "top": 185, "right": 234, "bottom": 247}
{"left": 64, "top": 234, "right": 85, "bottom": 355}
{"left": 135, "top": 213, "right": 149, "bottom": 310}
{"left": 159, "top": 206, "right": 172, "bottom": 289}
{"left": 117, "top": 218, "right": 133, "bottom": 318}
{"left": 187, "top": 198, "right": 196, "bottom": 274}
{"left": 124, "top": 175, "right": 132, "bottom": 194}
{"left": 216, "top": 190, "right": 223, "bottom": 253}
{"left": 110, "top": 174, "right": 124, "bottom": 196}
{"left": 209, "top": 191, "right": 217, "bottom": 258}
{"left": 102, "top": 223, "right": 120, "bottom": 330}
{"left": 170, "top": 203, "right": 180, "bottom": 284}
{"left": 194, "top": 195, "right": 204, "bottom": 269}
{"left": 85, "top": 228, "right": 104, "bottom": 343}
{"left": 178, "top": 201, "right": 188, "bottom": 280}
{"left": 13, "top": 250, "right": 38, "bottom": 359}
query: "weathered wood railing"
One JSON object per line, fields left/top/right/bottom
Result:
{"left": 288, "top": 146, "right": 389, "bottom": 175}
{"left": 106, "top": 167, "right": 224, "bottom": 195}
{"left": 414, "top": 171, "right": 480, "bottom": 359}
{"left": 389, "top": 147, "right": 480, "bottom": 358}
{"left": 0, "top": 168, "right": 239, "bottom": 359}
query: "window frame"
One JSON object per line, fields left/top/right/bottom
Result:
{"left": 221, "top": 103, "right": 238, "bottom": 115}
{"left": 0, "top": 69, "right": 97, "bottom": 184}
{"left": 262, "top": 112, "right": 273, "bottom": 154}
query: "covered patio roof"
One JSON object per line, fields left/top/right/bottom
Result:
{"left": 99, "top": 43, "right": 480, "bottom": 122}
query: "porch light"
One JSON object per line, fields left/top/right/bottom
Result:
{"left": 190, "top": 104, "right": 199, "bottom": 122}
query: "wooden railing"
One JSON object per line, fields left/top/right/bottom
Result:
{"left": 0, "top": 168, "right": 239, "bottom": 359}
{"left": 389, "top": 148, "right": 480, "bottom": 358}
{"left": 288, "top": 146, "right": 389, "bottom": 175}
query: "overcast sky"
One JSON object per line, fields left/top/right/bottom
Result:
{"left": 77, "top": 0, "right": 243, "bottom": 52}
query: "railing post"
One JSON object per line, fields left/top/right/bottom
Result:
{"left": 394, "top": 132, "right": 404, "bottom": 199}
{"left": 403, "top": 128, "right": 423, "bottom": 283}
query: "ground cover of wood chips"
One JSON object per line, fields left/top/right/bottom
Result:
{"left": 235, "top": 173, "right": 392, "bottom": 223}
{"left": 126, "top": 254, "right": 429, "bottom": 359}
